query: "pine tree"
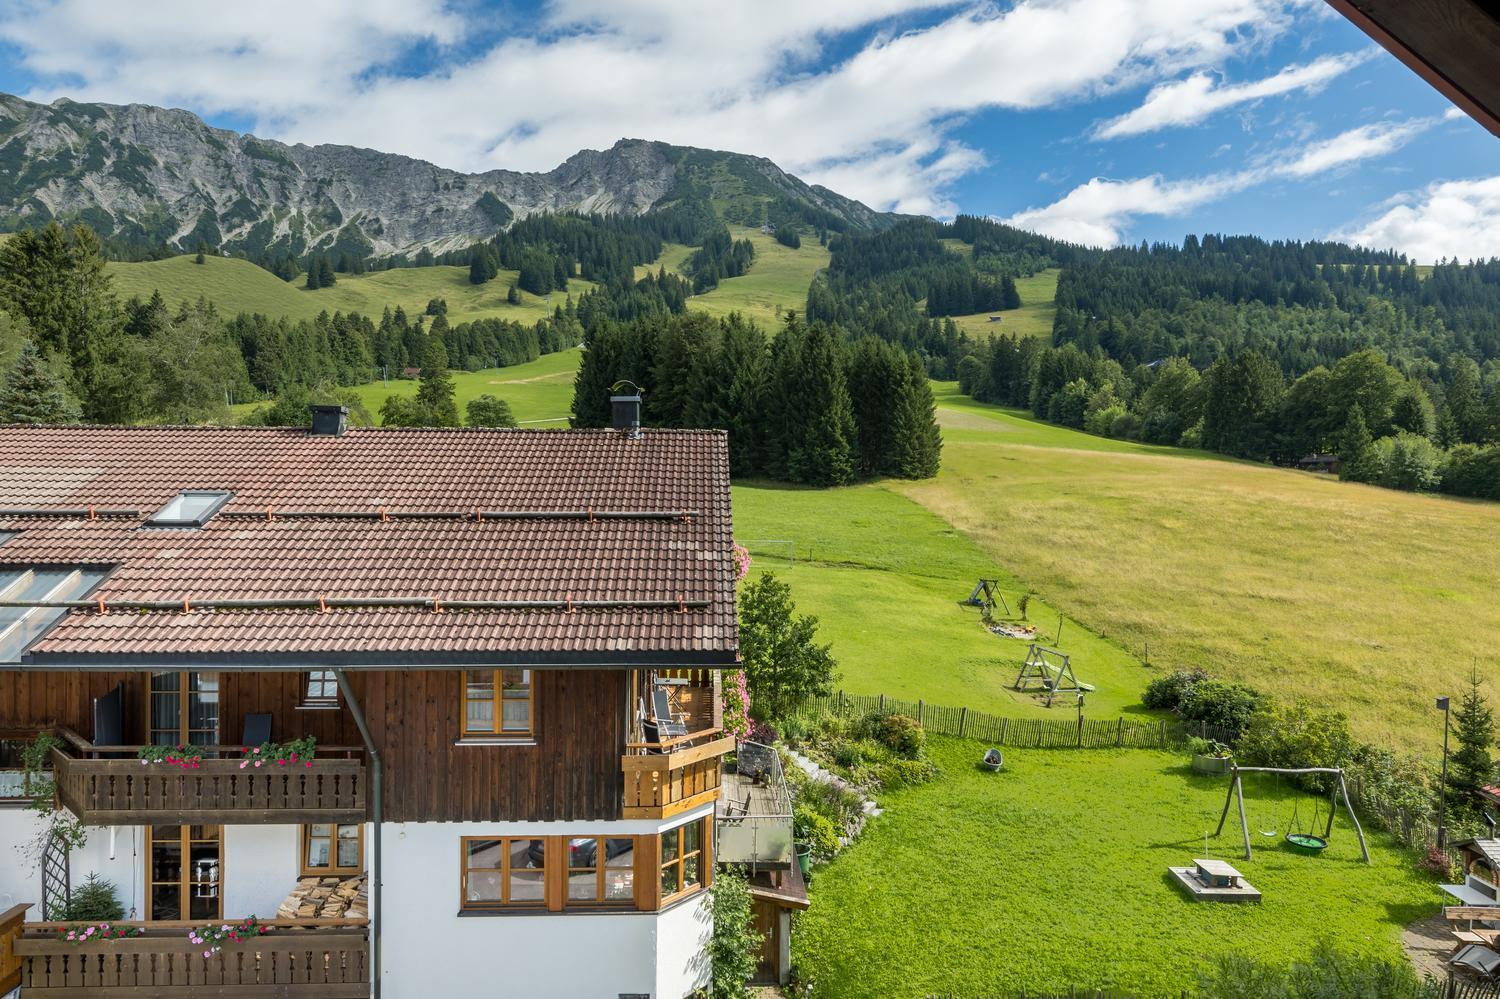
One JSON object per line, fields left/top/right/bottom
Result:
{"left": 1448, "top": 667, "right": 1497, "bottom": 815}
{"left": 892, "top": 352, "right": 942, "bottom": 479}
{"left": 415, "top": 337, "right": 459, "bottom": 427}
{"left": 783, "top": 321, "right": 855, "bottom": 487}
{"left": 506, "top": 284, "right": 521, "bottom": 306}
{"left": 1446, "top": 357, "right": 1485, "bottom": 444}
{"left": 1336, "top": 404, "right": 1374, "bottom": 482}
{"left": 0, "top": 340, "right": 79, "bottom": 423}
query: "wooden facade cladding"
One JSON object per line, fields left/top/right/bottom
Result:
{"left": 2, "top": 667, "right": 703, "bottom": 823}
{"left": 12, "top": 920, "right": 368, "bottom": 998}
{"left": 622, "top": 736, "right": 735, "bottom": 820}
{"left": 50, "top": 745, "right": 367, "bottom": 826}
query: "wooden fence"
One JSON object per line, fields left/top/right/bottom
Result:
{"left": 799, "top": 691, "right": 1238, "bottom": 750}
{"left": 928, "top": 985, "right": 1499, "bottom": 999}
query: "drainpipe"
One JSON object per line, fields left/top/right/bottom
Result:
{"left": 333, "top": 669, "right": 382, "bottom": 999}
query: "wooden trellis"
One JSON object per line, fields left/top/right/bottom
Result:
{"left": 40, "top": 831, "right": 70, "bottom": 920}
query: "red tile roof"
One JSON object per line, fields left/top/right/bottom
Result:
{"left": 0, "top": 425, "right": 737, "bottom": 667}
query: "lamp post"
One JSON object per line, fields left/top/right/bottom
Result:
{"left": 1436, "top": 695, "right": 1452, "bottom": 849}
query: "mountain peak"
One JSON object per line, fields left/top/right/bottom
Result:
{"left": 0, "top": 95, "right": 894, "bottom": 258}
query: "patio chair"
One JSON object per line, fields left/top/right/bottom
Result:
{"left": 1451, "top": 943, "right": 1500, "bottom": 980}
{"left": 651, "top": 688, "right": 689, "bottom": 741}
{"left": 242, "top": 713, "right": 273, "bottom": 747}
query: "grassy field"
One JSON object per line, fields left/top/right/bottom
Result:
{"left": 733, "top": 483, "right": 1152, "bottom": 719}
{"left": 892, "top": 385, "right": 1500, "bottom": 747}
{"left": 341, "top": 347, "right": 580, "bottom": 426}
{"left": 649, "top": 227, "right": 830, "bottom": 329}
{"left": 106, "top": 255, "right": 595, "bottom": 325}
{"left": 943, "top": 267, "right": 1061, "bottom": 341}
{"left": 794, "top": 737, "right": 1434, "bottom": 997}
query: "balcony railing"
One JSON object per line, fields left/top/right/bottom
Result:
{"left": 10, "top": 915, "right": 369, "bottom": 999}
{"left": 50, "top": 729, "right": 367, "bottom": 826}
{"left": 716, "top": 741, "right": 794, "bottom": 870}
{"left": 622, "top": 728, "right": 735, "bottom": 820}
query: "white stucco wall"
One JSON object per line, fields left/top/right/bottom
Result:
{"left": 377, "top": 806, "right": 714, "bottom": 999}
{"left": 222, "top": 824, "right": 301, "bottom": 919}
{"left": 0, "top": 809, "right": 145, "bottom": 918}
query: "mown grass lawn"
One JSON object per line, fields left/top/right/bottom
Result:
{"left": 733, "top": 482, "right": 1154, "bottom": 719}
{"left": 794, "top": 737, "right": 1436, "bottom": 998}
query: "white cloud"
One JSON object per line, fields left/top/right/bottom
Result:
{"left": 0, "top": 0, "right": 1319, "bottom": 214}
{"left": 1094, "top": 50, "right": 1372, "bottom": 139}
{"left": 1004, "top": 172, "right": 1254, "bottom": 245}
{"left": 1006, "top": 115, "right": 1437, "bottom": 245}
{"left": 1333, "top": 176, "right": 1500, "bottom": 264}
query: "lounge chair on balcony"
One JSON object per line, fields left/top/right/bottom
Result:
{"left": 651, "top": 688, "right": 689, "bottom": 741}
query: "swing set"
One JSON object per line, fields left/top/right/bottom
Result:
{"left": 1213, "top": 765, "right": 1370, "bottom": 863}
{"left": 1012, "top": 643, "right": 1093, "bottom": 707}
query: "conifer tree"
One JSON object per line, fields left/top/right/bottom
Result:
{"left": 414, "top": 336, "right": 459, "bottom": 427}
{"left": 506, "top": 284, "right": 521, "bottom": 306}
{"left": 1336, "top": 404, "right": 1374, "bottom": 482}
{"left": 892, "top": 352, "right": 942, "bottom": 479}
{"left": 1449, "top": 667, "right": 1497, "bottom": 815}
{"left": 0, "top": 340, "right": 79, "bottom": 423}
{"left": 783, "top": 320, "right": 854, "bottom": 487}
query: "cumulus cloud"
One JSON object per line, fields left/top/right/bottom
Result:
{"left": 1007, "top": 115, "right": 1438, "bottom": 245}
{"left": 1093, "top": 50, "right": 1372, "bottom": 139}
{"left": 1333, "top": 176, "right": 1500, "bottom": 264}
{"left": 0, "top": 0, "right": 1318, "bottom": 213}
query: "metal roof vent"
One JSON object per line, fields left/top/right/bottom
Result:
{"left": 310, "top": 404, "right": 348, "bottom": 437}
{"left": 610, "top": 382, "right": 643, "bottom": 439}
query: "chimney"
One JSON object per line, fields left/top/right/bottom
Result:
{"left": 610, "top": 393, "right": 642, "bottom": 438}
{"left": 309, "top": 404, "right": 348, "bottom": 437}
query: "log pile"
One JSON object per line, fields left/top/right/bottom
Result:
{"left": 276, "top": 874, "right": 368, "bottom": 921}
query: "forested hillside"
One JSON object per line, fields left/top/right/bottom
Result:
{"left": 898, "top": 218, "right": 1500, "bottom": 503}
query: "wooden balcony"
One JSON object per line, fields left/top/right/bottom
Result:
{"left": 621, "top": 730, "right": 735, "bottom": 820}
{"left": 50, "top": 731, "right": 367, "bottom": 826}
{"left": 8, "top": 915, "right": 368, "bottom": 999}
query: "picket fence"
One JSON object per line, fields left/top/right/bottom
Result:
{"left": 800, "top": 690, "right": 1239, "bottom": 750}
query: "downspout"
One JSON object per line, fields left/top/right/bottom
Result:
{"left": 334, "top": 669, "right": 382, "bottom": 999}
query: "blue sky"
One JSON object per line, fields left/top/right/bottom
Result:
{"left": 0, "top": 0, "right": 1495, "bottom": 261}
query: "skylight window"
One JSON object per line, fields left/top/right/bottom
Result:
{"left": 149, "top": 490, "right": 232, "bottom": 527}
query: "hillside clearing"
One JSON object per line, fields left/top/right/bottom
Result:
{"left": 668, "top": 226, "right": 830, "bottom": 328}
{"left": 942, "top": 267, "right": 1060, "bottom": 341}
{"left": 795, "top": 737, "right": 1433, "bottom": 998}
{"left": 106, "top": 255, "right": 595, "bottom": 325}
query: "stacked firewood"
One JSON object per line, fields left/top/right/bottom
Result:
{"left": 276, "top": 875, "right": 368, "bottom": 921}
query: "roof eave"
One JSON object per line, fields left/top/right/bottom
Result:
{"left": 16, "top": 647, "right": 741, "bottom": 671}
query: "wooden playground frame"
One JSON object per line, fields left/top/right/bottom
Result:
{"left": 1012, "top": 643, "right": 1091, "bottom": 707}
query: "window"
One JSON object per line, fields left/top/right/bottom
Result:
{"left": 149, "top": 671, "right": 219, "bottom": 746}
{"left": 302, "top": 823, "right": 363, "bottom": 876}
{"left": 0, "top": 735, "right": 38, "bottom": 801}
{"left": 461, "top": 669, "right": 533, "bottom": 739}
{"left": 566, "top": 837, "right": 635, "bottom": 905}
{"left": 148, "top": 490, "right": 232, "bottom": 527}
{"left": 660, "top": 818, "right": 708, "bottom": 905}
{"left": 461, "top": 837, "right": 546, "bottom": 909}
{"left": 147, "top": 824, "right": 222, "bottom": 920}
{"left": 301, "top": 670, "right": 340, "bottom": 708}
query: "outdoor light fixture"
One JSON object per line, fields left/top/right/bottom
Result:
{"left": 1436, "top": 695, "right": 1452, "bottom": 849}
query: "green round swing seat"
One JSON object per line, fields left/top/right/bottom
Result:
{"left": 1284, "top": 832, "right": 1329, "bottom": 853}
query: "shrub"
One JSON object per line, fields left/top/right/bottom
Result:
{"left": 704, "top": 867, "right": 761, "bottom": 999}
{"left": 875, "top": 758, "right": 939, "bottom": 790}
{"left": 747, "top": 717, "right": 780, "bottom": 746}
{"left": 1177, "top": 678, "right": 1263, "bottom": 733}
{"left": 856, "top": 713, "right": 924, "bottom": 758}
{"left": 58, "top": 873, "right": 124, "bottom": 922}
{"left": 1142, "top": 669, "right": 1208, "bottom": 711}
{"left": 797, "top": 777, "right": 866, "bottom": 831}
{"left": 1369, "top": 432, "right": 1444, "bottom": 492}
{"left": 1186, "top": 736, "right": 1229, "bottom": 758}
{"left": 831, "top": 741, "right": 861, "bottom": 769}
{"left": 1238, "top": 702, "right": 1357, "bottom": 791}
{"left": 1084, "top": 402, "right": 1128, "bottom": 437}
{"left": 793, "top": 805, "right": 841, "bottom": 862}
